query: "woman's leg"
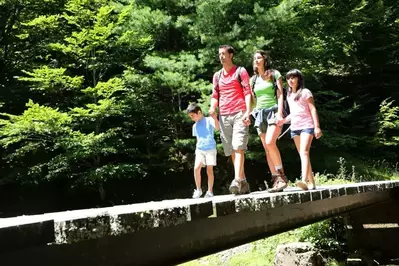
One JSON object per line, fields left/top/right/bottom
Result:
{"left": 259, "top": 132, "right": 278, "bottom": 175}
{"left": 265, "top": 125, "right": 287, "bottom": 192}
{"left": 265, "top": 125, "right": 283, "bottom": 170}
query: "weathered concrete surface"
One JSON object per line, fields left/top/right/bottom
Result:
{"left": 0, "top": 181, "right": 398, "bottom": 266}
{"left": 274, "top": 242, "right": 326, "bottom": 266}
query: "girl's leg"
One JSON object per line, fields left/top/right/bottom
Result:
{"left": 293, "top": 135, "right": 307, "bottom": 190}
{"left": 206, "top": 165, "right": 214, "bottom": 193}
{"left": 259, "top": 132, "right": 278, "bottom": 175}
{"left": 296, "top": 132, "right": 314, "bottom": 190}
{"left": 307, "top": 157, "right": 316, "bottom": 189}
{"left": 294, "top": 135, "right": 316, "bottom": 190}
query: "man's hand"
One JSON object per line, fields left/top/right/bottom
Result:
{"left": 209, "top": 107, "right": 216, "bottom": 116}
{"left": 314, "top": 127, "right": 322, "bottom": 139}
{"left": 242, "top": 111, "right": 251, "bottom": 126}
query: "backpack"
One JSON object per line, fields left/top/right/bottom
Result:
{"left": 250, "top": 70, "right": 290, "bottom": 118}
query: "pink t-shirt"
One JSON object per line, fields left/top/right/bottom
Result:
{"left": 212, "top": 66, "right": 251, "bottom": 116}
{"left": 287, "top": 88, "right": 315, "bottom": 130}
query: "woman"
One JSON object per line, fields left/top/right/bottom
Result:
{"left": 250, "top": 50, "right": 288, "bottom": 192}
{"left": 282, "top": 69, "right": 322, "bottom": 190}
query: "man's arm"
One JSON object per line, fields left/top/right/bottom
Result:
{"left": 210, "top": 113, "right": 220, "bottom": 131}
{"left": 239, "top": 68, "right": 252, "bottom": 125}
{"left": 209, "top": 72, "right": 219, "bottom": 115}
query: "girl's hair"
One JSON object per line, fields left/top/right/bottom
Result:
{"left": 253, "top": 50, "right": 272, "bottom": 79}
{"left": 286, "top": 69, "right": 305, "bottom": 101}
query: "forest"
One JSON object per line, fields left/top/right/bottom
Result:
{"left": 0, "top": 0, "right": 398, "bottom": 217}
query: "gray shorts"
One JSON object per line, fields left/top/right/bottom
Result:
{"left": 219, "top": 111, "right": 249, "bottom": 156}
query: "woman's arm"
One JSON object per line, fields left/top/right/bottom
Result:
{"left": 276, "top": 77, "right": 284, "bottom": 118}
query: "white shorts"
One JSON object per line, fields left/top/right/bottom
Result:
{"left": 195, "top": 149, "right": 217, "bottom": 167}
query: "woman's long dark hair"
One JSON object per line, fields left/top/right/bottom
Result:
{"left": 253, "top": 50, "right": 273, "bottom": 79}
{"left": 286, "top": 69, "right": 305, "bottom": 101}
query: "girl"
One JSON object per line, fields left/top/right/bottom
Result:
{"left": 282, "top": 69, "right": 322, "bottom": 190}
{"left": 251, "top": 50, "right": 288, "bottom": 192}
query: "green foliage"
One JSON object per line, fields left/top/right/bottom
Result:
{"left": 374, "top": 98, "right": 399, "bottom": 146}
{"left": 20, "top": 66, "right": 84, "bottom": 92}
{"left": 0, "top": 0, "right": 399, "bottom": 207}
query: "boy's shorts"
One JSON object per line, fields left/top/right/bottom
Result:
{"left": 195, "top": 149, "right": 217, "bottom": 167}
{"left": 219, "top": 111, "right": 249, "bottom": 156}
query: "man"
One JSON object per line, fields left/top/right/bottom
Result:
{"left": 209, "top": 45, "right": 252, "bottom": 195}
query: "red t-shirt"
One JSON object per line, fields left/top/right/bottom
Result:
{"left": 212, "top": 66, "right": 251, "bottom": 116}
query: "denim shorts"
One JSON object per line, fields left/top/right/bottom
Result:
{"left": 290, "top": 128, "right": 314, "bottom": 138}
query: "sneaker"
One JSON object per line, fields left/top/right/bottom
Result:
{"left": 268, "top": 169, "right": 288, "bottom": 193}
{"left": 192, "top": 188, "right": 202, "bottom": 198}
{"left": 296, "top": 180, "right": 308, "bottom": 191}
{"left": 204, "top": 191, "right": 214, "bottom": 198}
{"left": 229, "top": 179, "right": 251, "bottom": 195}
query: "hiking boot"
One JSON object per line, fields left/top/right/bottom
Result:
{"left": 229, "top": 179, "right": 251, "bottom": 195}
{"left": 268, "top": 169, "right": 288, "bottom": 193}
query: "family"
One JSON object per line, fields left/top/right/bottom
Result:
{"left": 186, "top": 45, "right": 322, "bottom": 198}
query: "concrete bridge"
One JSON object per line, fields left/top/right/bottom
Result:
{"left": 1, "top": 180, "right": 398, "bottom": 266}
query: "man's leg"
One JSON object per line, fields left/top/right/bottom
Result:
{"left": 229, "top": 111, "right": 250, "bottom": 194}
{"left": 219, "top": 115, "right": 233, "bottom": 157}
{"left": 231, "top": 152, "right": 245, "bottom": 179}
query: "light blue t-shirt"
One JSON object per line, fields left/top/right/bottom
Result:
{"left": 193, "top": 117, "right": 216, "bottom": 151}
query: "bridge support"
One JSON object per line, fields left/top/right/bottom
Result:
{"left": 0, "top": 181, "right": 398, "bottom": 266}
{"left": 345, "top": 191, "right": 399, "bottom": 265}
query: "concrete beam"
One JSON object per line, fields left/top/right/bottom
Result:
{"left": 0, "top": 180, "right": 398, "bottom": 266}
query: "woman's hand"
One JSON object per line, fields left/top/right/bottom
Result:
{"left": 276, "top": 114, "right": 285, "bottom": 126}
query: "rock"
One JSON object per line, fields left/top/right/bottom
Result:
{"left": 274, "top": 242, "right": 326, "bottom": 266}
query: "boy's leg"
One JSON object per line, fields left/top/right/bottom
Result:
{"left": 206, "top": 166, "right": 214, "bottom": 193}
{"left": 194, "top": 151, "right": 204, "bottom": 191}
{"left": 204, "top": 149, "right": 217, "bottom": 193}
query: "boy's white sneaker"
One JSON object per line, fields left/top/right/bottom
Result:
{"left": 204, "top": 191, "right": 214, "bottom": 198}
{"left": 192, "top": 189, "right": 202, "bottom": 199}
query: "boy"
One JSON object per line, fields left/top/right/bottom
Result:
{"left": 186, "top": 103, "right": 220, "bottom": 198}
